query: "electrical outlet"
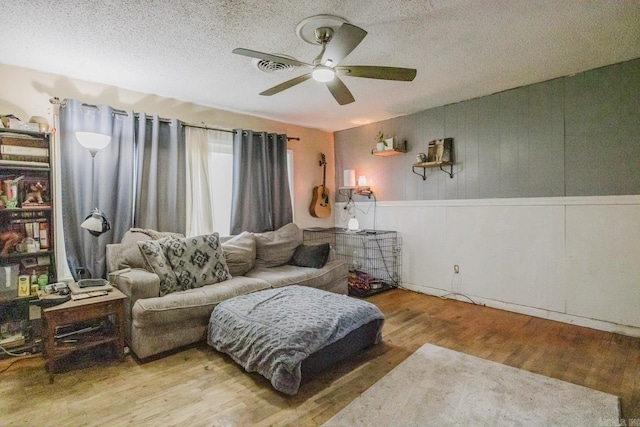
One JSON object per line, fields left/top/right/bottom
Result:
{"left": 454, "top": 265, "right": 459, "bottom": 274}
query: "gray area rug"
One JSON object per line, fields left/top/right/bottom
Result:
{"left": 323, "top": 343, "right": 619, "bottom": 426}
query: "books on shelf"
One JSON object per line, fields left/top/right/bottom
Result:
{"left": 1, "top": 145, "right": 49, "bottom": 157}
{"left": 0, "top": 133, "right": 48, "bottom": 147}
{"left": 0, "top": 133, "right": 49, "bottom": 165}
{"left": 0, "top": 149, "right": 48, "bottom": 164}
{"left": 0, "top": 159, "right": 50, "bottom": 168}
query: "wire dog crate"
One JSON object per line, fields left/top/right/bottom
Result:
{"left": 303, "top": 228, "right": 402, "bottom": 297}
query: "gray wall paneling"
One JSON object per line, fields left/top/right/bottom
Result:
{"left": 334, "top": 58, "right": 640, "bottom": 201}
{"left": 527, "top": 78, "right": 565, "bottom": 197}
{"left": 565, "top": 59, "right": 640, "bottom": 196}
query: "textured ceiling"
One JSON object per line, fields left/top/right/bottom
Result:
{"left": 3, "top": 1, "right": 640, "bottom": 132}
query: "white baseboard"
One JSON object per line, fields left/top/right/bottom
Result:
{"left": 401, "top": 283, "right": 640, "bottom": 338}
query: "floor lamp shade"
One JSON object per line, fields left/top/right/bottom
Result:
{"left": 81, "top": 209, "right": 111, "bottom": 237}
{"left": 75, "top": 131, "right": 111, "bottom": 157}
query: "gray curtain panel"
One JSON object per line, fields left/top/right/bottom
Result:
{"left": 134, "top": 115, "right": 186, "bottom": 235}
{"left": 230, "top": 129, "right": 293, "bottom": 234}
{"left": 59, "top": 99, "right": 135, "bottom": 279}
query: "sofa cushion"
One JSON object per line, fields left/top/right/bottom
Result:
{"left": 138, "top": 238, "right": 180, "bottom": 296}
{"left": 221, "top": 231, "right": 256, "bottom": 276}
{"left": 245, "top": 260, "right": 348, "bottom": 290}
{"left": 118, "top": 243, "right": 149, "bottom": 270}
{"left": 163, "top": 233, "right": 232, "bottom": 290}
{"left": 291, "top": 243, "right": 330, "bottom": 269}
{"left": 107, "top": 242, "right": 149, "bottom": 272}
{"left": 122, "top": 228, "right": 184, "bottom": 245}
{"left": 254, "top": 223, "right": 302, "bottom": 268}
{"left": 132, "top": 276, "right": 271, "bottom": 327}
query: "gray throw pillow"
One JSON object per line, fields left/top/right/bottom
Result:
{"left": 291, "top": 243, "right": 330, "bottom": 269}
{"left": 163, "top": 233, "right": 231, "bottom": 290}
{"left": 221, "top": 231, "right": 256, "bottom": 276}
{"left": 254, "top": 223, "right": 302, "bottom": 268}
{"left": 137, "top": 238, "right": 180, "bottom": 296}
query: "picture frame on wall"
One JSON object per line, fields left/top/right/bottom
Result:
{"left": 426, "top": 138, "right": 454, "bottom": 163}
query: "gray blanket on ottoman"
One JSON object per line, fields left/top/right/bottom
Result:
{"left": 207, "top": 285, "right": 384, "bottom": 395}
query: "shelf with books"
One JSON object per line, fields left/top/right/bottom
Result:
{"left": 0, "top": 161, "right": 50, "bottom": 170}
{"left": 0, "top": 128, "right": 56, "bottom": 347}
{"left": 0, "top": 129, "right": 49, "bottom": 166}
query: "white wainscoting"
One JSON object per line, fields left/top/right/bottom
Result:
{"left": 335, "top": 195, "right": 640, "bottom": 337}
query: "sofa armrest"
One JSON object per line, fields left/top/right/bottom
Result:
{"left": 112, "top": 268, "right": 160, "bottom": 304}
{"left": 109, "top": 268, "right": 160, "bottom": 348}
{"left": 106, "top": 243, "right": 123, "bottom": 274}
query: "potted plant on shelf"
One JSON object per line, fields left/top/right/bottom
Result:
{"left": 375, "top": 131, "right": 395, "bottom": 151}
{"left": 375, "top": 131, "right": 386, "bottom": 152}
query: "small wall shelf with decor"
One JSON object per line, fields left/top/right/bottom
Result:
{"left": 371, "top": 140, "right": 407, "bottom": 156}
{"left": 412, "top": 137, "right": 454, "bottom": 179}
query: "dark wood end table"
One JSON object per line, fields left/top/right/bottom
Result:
{"left": 42, "top": 287, "right": 126, "bottom": 383}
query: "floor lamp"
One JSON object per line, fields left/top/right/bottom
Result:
{"left": 76, "top": 131, "right": 112, "bottom": 237}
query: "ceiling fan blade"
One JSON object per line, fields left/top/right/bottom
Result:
{"left": 232, "top": 48, "right": 311, "bottom": 68}
{"left": 260, "top": 73, "right": 313, "bottom": 96}
{"left": 326, "top": 76, "right": 355, "bottom": 105}
{"left": 321, "top": 23, "right": 367, "bottom": 66}
{"left": 336, "top": 66, "right": 417, "bottom": 81}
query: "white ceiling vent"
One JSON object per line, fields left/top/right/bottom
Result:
{"left": 252, "top": 55, "right": 298, "bottom": 74}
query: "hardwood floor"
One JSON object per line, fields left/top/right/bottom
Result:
{"left": 1, "top": 288, "right": 638, "bottom": 426}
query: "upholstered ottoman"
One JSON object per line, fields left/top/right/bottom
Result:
{"left": 207, "top": 285, "right": 385, "bottom": 395}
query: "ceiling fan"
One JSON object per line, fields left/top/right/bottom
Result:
{"left": 232, "top": 15, "right": 417, "bottom": 105}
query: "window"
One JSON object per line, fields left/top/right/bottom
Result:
{"left": 207, "top": 134, "right": 233, "bottom": 236}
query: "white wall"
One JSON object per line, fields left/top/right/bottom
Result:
{"left": 337, "top": 195, "right": 640, "bottom": 336}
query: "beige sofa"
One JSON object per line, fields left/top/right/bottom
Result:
{"left": 106, "top": 224, "right": 348, "bottom": 359}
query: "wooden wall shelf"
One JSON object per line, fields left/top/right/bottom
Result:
{"left": 371, "top": 140, "right": 407, "bottom": 156}
{"left": 412, "top": 138, "right": 455, "bottom": 179}
{"left": 412, "top": 162, "right": 454, "bottom": 179}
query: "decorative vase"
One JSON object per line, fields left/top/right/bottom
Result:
{"left": 376, "top": 142, "right": 385, "bottom": 152}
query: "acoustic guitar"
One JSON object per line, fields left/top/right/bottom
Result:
{"left": 309, "top": 153, "right": 331, "bottom": 218}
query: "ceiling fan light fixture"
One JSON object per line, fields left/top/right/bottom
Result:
{"left": 234, "top": 16, "right": 416, "bottom": 105}
{"left": 312, "top": 67, "right": 335, "bottom": 82}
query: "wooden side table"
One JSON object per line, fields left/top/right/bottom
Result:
{"left": 42, "top": 288, "right": 126, "bottom": 383}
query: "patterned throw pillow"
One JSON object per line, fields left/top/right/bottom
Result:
{"left": 137, "top": 238, "right": 180, "bottom": 296}
{"left": 163, "top": 233, "right": 231, "bottom": 290}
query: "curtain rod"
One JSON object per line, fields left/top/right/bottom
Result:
{"left": 182, "top": 122, "right": 300, "bottom": 141}
{"left": 49, "top": 97, "right": 300, "bottom": 141}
